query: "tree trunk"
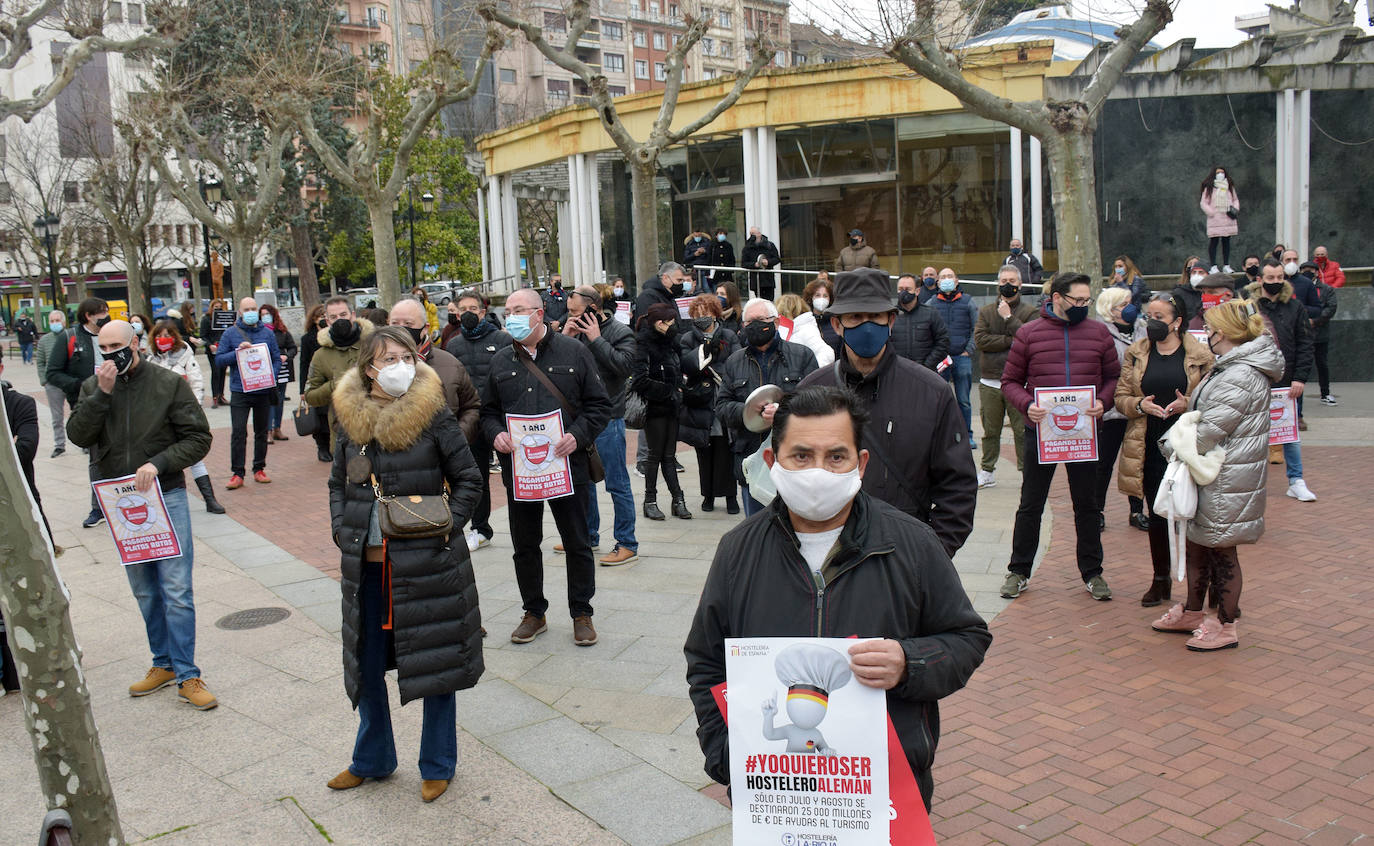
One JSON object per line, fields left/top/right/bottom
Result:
{"left": 187, "top": 263, "right": 204, "bottom": 319}
{"left": 285, "top": 188, "right": 320, "bottom": 312}
{"left": 122, "top": 237, "right": 148, "bottom": 319}
{"left": 1042, "top": 129, "right": 1103, "bottom": 285}
{"left": 0, "top": 401, "right": 124, "bottom": 846}
{"left": 228, "top": 235, "right": 255, "bottom": 304}
{"left": 368, "top": 200, "right": 402, "bottom": 309}
{"left": 629, "top": 154, "right": 660, "bottom": 285}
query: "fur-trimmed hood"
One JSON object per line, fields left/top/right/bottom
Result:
{"left": 1244, "top": 278, "right": 1293, "bottom": 303}
{"left": 332, "top": 360, "right": 446, "bottom": 452}
{"left": 1166, "top": 411, "right": 1225, "bottom": 486}
{"left": 317, "top": 316, "right": 375, "bottom": 350}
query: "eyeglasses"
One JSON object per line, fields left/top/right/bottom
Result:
{"left": 375, "top": 354, "right": 417, "bottom": 367}
{"left": 838, "top": 314, "right": 890, "bottom": 329}
{"left": 1061, "top": 295, "right": 1092, "bottom": 307}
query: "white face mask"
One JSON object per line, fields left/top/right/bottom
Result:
{"left": 812, "top": 296, "right": 830, "bottom": 312}
{"left": 1283, "top": 261, "right": 1299, "bottom": 276}
{"left": 1190, "top": 272, "right": 1207, "bottom": 287}
{"left": 769, "top": 462, "right": 862, "bottom": 523}
{"left": 373, "top": 361, "right": 416, "bottom": 397}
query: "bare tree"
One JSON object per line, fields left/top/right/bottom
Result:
{"left": 0, "top": 117, "right": 79, "bottom": 307}
{"left": 279, "top": 26, "right": 501, "bottom": 308}
{"left": 480, "top": 0, "right": 775, "bottom": 282}
{"left": 883, "top": 0, "right": 1172, "bottom": 277}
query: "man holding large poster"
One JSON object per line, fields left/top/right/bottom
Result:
{"left": 685, "top": 385, "right": 991, "bottom": 815}
{"left": 215, "top": 297, "right": 281, "bottom": 490}
{"left": 67, "top": 319, "right": 217, "bottom": 709}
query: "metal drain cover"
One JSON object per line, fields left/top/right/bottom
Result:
{"left": 215, "top": 607, "right": 291, "bottom": 630}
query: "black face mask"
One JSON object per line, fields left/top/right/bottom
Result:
{"left": 328, "top": 318, "right": 356, "bottom": 345}
{"left": 459, "top": 311, "right": 480, "bottom": 331}
{"left": 317, "top": 319, "right": 327, "bottom": 329}
{"left": 1262, "top": 281, "right": 1285, "bottom": 296}
{"left": 669, "top": 283, "right": 685, "bottom": 297}
{"left": 1146, "top": 319, "right": 1171, "bottom": 343}
{"left": 744, "top": 321, "right": 775, "bottom": 348}
{"left": 1245, "top": 265, "right": 1260, "bottom": 278}
{"left": 897, "top": 290, "right": 917, "bottom": 306}
{"left": 692, "top": 316, "right": 715, "bottom": 331}
{"left": 447, "top": 312, "right": 460, "bottom": 326}
{"left": 1064, "top": 304, "right": 1089, "bottom": 325}
{"left": 403, "top": 325, "right": 426, "bottom": 347}
{"left": 103, "top": 345, "right": 135, "bottom": 375}
{"left": 96, "top": 315, "right": 112, "bottom": 328}
{"left": 999, "top": 283, "right": 1020, "bottom": 299}
{"left": 849, "top": 238, "right": 860, "bottom": 247}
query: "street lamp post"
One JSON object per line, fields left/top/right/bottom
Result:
{"left": 400, "top": 185, "right": 436, "bottom": 290}
{"left": 33, "top": 213, "right": 62, "bottom": 309}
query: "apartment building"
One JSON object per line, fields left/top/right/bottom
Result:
{"left": 335, "top": 0, "right": 436, "bottom": 74}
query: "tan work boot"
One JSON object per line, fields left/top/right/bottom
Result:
{"left": 129, "top": 667, "right": 176, "bottom": 697}
{"left": 573, "top": 616, "right": 597, "bottom": 647}
{"left": 598, "top": 546, "right": 638, "bottom": 566}
{"left": 177, "top": 677, "right": 219, "bottom": 710}
{"left": 327, "top": 770, "right": 365, "bottom": 790}
{"left": 421, "top": 779, "right": 450, "bottom": 802}
{"left": 510, "top": 613, "right": 547, "bottom": 644}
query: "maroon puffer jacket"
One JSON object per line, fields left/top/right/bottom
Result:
{"left": 1001, "top": 302, "right": 1121, "bottom": 416}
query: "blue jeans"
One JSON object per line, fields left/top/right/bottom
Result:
{"left": 1283, "top": 441, "right": 1303, "bottom": 482}
{"left": 124, "top": 487, "right": 200, "bottom": 682}
{"left": 587, "top": 418, "right": 637, "bottom": 551}
{"left": 20, "top": 341, "right": 34, "bottom": 363}
{"left": 351, "top": 563, "right": 457, "bottom": 780}
{"left": 943, "top": 354, "right": 974, "bottom": 440}
{"left": 740, "top": 483, "right": 765, "bottom": 516}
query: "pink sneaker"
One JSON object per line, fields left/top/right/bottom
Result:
{"left": 1151, "top": 603, "right": 1206, "bottom": 633}
{"left": 1187, "top": 618, "right": 1238, "bottom": 651}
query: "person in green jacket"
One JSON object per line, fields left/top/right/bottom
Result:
{"left": 304, "top": 296, "right": 375, "bottom": 454}
{"left": 66, "top": 319, "right": 219, "bottom": 710}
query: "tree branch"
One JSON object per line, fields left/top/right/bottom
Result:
{"left": 652, "top": 12, "right": 711, "bottom": 137}
{"left": 2, "top": 29, "right": 172, "bottom": 122}
{"left": 664, "top": 35, "right": 772, "bottom": 145}
{"left": 1079, "top": 0, "right": 1171, "bottom": 119}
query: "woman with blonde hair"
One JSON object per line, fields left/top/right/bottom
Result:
{"left": 774, "top": 292, "right": 834, "bottom": 367}
{"left": 1093, "top": 287, "right": 1146, "bottom": 532}
{"left": 1150, "top": 299, "right": 1282, "bottom": 651}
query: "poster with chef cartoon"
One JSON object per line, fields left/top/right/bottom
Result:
{"left": 726, "top": 637, "right": 889, "bottom": 846}
{"left": 1267, "top": 387, "right": 1299, "bottom": 445}
{"left": 1034, "top": 385, "right": 1099, "bottom": 464}
{"left": 506, "top": 410, "right": 574, "bottom": 501}
{"left": 92, "top": 475, "right": 182, "bottom": 565}
{"left": 236, "top": 343, "right": 277, "bottom": 392}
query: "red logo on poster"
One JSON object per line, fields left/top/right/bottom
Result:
{"left": 1053, "top": 411, "right": 1079, "bottom": 432}
{"left": 247, "top": 358, "right": 263, "bottom": 371}
{"left": 1270, "top": 399, "right": 1285, "bottom": 421}
{"left": 121, "top": 503, "right": 149, "bottom": 525}
{"left": 523, "top": 435, "right": 551, "bottom": 466}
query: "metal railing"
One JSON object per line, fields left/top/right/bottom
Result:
{"left": 689, "top": 264, "right": 1002, "bottom": 291}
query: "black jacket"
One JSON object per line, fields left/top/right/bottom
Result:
{"left": 329, "top": 364, "right": 484, "bottom": 707}
{"left": 1245, "top": 281, "right": 1314, "bottom": 386}
{"left": 272, "top": 326, "right": 298, "bottom": 382}
{"left": 445, "top": 323, "right": 514, "bottom": 406}
{"left": 706, "top": 239, "right": 735, "bottom": 283}
{"left": 715, "top": 337, "right": 819, "bottom": 460}
{"left": 677, "top": 324, "right": 738, "bottom": 448}
{"left": 3, "top": 381, "right": 39, "bottom": 496}
{"left": 739, "top": 235, "right": 781, "bottom": 295}
{"left": 631, "top": 325, "right": 684, "bottom": 418}
{"left": 299, "top": 323, "right": 323, "bottom": 391}
{"left": 1313, "top": 280, "right": 1338, "bottom": 344}
{"left": 890, "top": 302, "right": 950, "bottom": 371}
{"left": 1003, "top": 251, "right": 1043, "bottom": 287}
{"left": 576, "top": 314, "right": 636, "bottom": 418}
{"left": 685, "top": 493, "right": 992, "bottom": 808}
{"left": 14, "top": 318, "right": 36, "bottom": 344}
{"left": 45, "top": 325, "right": 99, "bottom": 405}
{"left": 634, "top": 277, "right": 678, "bottom": 327}
{"left": 66, "top": 360, "right": 212, "bottom": 492}
{"left": 1287, "top": 272, "right": 1324, "bottom": 322}
{"left": 801, "top": 350, "right": 978, "bottom": 557}
{"left": 480, "top": 327, "right": 613, "bottom": 486}
{"left": 542, "top": 287, "right": 570, "bottom": 326}
{"left": 682, "top": 237, "right": 710, "bottom": 269}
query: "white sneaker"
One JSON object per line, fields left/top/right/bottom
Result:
{"left": 1223, "top": 265, "right": 1234, "bottom": 274}
{"left": 976, "top": 469, "right": 997, "bottom": 488}
{"left": 1209, "top": 265, "right": 1220, "bottom": 274}
{"left": 465, "top": 530, "right": 490, "bottom": 551}
{"left": 1286, "top": 479, "right": 1317, "bottom": 502}
{"left": 1321, "top": 395, "right": 1338, "bottom": 406}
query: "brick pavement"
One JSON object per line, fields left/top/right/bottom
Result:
{"left": 928, "top": 445, "right": 1374, "bottom": 845}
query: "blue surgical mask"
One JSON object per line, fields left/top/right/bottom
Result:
{"left": 718, "top": 295, "right": 729, "bottom": 311}
{"left": 716, "top": 233, "right": 726, "bottom": 242}
{"left": 1114, "top": 266, "right": 1126, "bottom": 276}
{"left": 841, "top": 320, "right": 890, "bottom": 359}
{"left": 506, "top": 313, "right": 534, "bottom": 341}
{"left": 49, "top": 321, "right": 64, "bottom": 333}
{"left": 923, "top": 276, "right": 937, "bottom": 288}
{"left": 938, "top": 278, "right": 957, "bottom": 294}
{"left": 1121, "top": 303, "right": 1141, "bottom": 324}
{"left": 241, "top": 311, "right": 259, "bottom": 326}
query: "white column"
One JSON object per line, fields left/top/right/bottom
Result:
{"left": 762, "top": 127, "right": 780, "bottom": 248}
{"left": 501, "top": 173, "right": 520, "bottom": 286}
{"left": 1297, "top": 89, "right": 1311, "bottom": 259}
{"left": 1010, "top": 126, "right": 1024, "bottom": 244}
{"left": 487, "top": 176, "right": 505, "bottom": 283}
{"left": 1029, "top": 135, "right": 1043, "bottom": 261}
{"left": 1279, "top": 89, "right": 1295, "bottom": 246}
{"left": 557, "top": 200, "right": 573, "bottom": 279}
{"left": 477, "top": 180, "right": 491, "bottom": 284}
{"left": 566, "top": 155, "right": 584, "bottom": 285}
{"left": 577, "top": 154, "right": 596, "bottom": 284}
{"left": 742, "top": 129, "right": 759, "bottom": 233}
{"left": 588, "top": 155, "right": 604, "bottom": 284}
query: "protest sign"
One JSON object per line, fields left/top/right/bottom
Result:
{"left": 675, "top": 297, "right": 695, "bottom": 319}
{"left": 1268, "top": 387, "right": 1299, "bottom": 445}
{"left": 726, "top": 637, "right": 890, "bottom": 846}
{"left": 210, "top": 310, "right": 235, "bottom": 332}
{"left": 507, "top": 410, "right": 574, "bottom": 501}
{"left": 615, "top": 301, "right": 632, "bottom": 325}
{"left": 1034, "top": 385, "right": 1099, "bottom": 464}
{"left": 236, "top": 343, "right": 277, "bottom": 392}
{"left": 92, "top": 475, "right": 182, "bottom": 565}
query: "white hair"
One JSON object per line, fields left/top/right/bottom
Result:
{"left": 742, "top": 297, "right": 778, "bottom": 321}
{"left": 1095, "top": 286, "right": 1131, "bottom": 320}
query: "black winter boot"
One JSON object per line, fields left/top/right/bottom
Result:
{"left": 196, "top": 475, "right": 226, "bottom": 514}
{"left": 642, "top": 497, "right": 665, "bottom": 521}
{"left": 671, "top": 494, "right": 692, "bottom": 520}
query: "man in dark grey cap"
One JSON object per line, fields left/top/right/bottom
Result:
{"left": 835, "top": 229, "right": 879, "bottom": 272}
{"left": 799, "top": 268, "right": 978, "bottom": 556}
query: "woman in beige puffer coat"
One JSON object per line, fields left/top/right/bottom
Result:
{"left": 1150, "top": 299, "right": 1283, "bottom": 652}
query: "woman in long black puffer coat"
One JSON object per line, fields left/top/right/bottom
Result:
{"left": 678, "top": 294, "right": 739, "bottom": 514}
{"left": 327, "top": 326, "right": 484, "bottom": 804}
{"left": 632, "top": 302, "right": 691, "bottom": 521}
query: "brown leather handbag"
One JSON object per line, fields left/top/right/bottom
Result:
{"left": 370, "top": 474, "right": 452, "bottom": 539}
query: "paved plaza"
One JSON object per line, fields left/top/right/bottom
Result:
{"left": 2, "top": 353, "right": 1372, "bottom": 844}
